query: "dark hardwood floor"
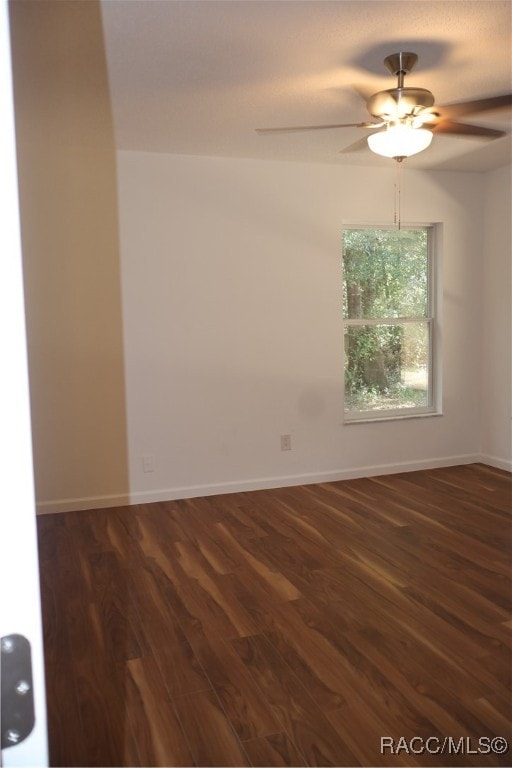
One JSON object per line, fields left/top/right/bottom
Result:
{"left": 36, "top": 463, "right": 512, "bottom": 767}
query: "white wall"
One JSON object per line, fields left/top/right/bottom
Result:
{"left": 20, "top": 147, "right": 505, "bottom": 512}
{"left": 17, "top": 143, "right": 129, "bottom": 508}
{"left": 481, "top": 164, "right": 512, "bottom": 469}
{"left": 11, "top": 0, "right": 131, "bottom": 510}
{"left": 113, "top": 152, "right": 485, "bottom": 508}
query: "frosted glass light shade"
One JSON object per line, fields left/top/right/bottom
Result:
{"left": 367, "top": 125, "right": 433, "bottom": 158}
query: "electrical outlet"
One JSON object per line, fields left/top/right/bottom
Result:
{"left": 280, "top": 434, "right": 292, "bottom": 451}
{"left": 142, "top": 454, "right": 155, "bottom": 473}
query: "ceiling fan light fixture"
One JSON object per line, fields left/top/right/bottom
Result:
{"left": 367, "top": 124, "right": 433, "bottom": 159}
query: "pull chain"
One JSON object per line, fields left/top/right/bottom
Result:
{"left": 394, "top": 157, "right": 402, "bottom": 230}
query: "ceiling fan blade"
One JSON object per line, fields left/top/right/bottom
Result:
{"left": 256, "top": 121, "right": 384, "bottom": 134}
{"left": 431, "top": 120, "right": 506, "bottom": 138}
{"left": 437, "top": 93, "right": 512, "bottom": 119}
{"left": 352, "top": 83, "right": 375, "bottom": 104}
{"left": 339, "top": 136, "right": 373, "bottom": 154}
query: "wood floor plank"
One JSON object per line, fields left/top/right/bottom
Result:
{"left": 129, "top": 563, "right": 211, "bottom": 696}
{"left": 242, "top": 732, "right": 307, "bottom": 766}
{"left": 369, "top": 475, "right": 511, "bottom": 562}
{"left": 36, "top": 463, "right": 512, "bottom": 766}
{"left": 74, "top": 662, "right": 140, "bottom": 766}
{"left": 231, "top": 633, "right": 361, "bottom": 766}
{"left": 475, "top": 646, "right": 512, "bottom": 692}
{"left": 214, "top": 522, "right": 302, "bottom": 601}
{"left": 36, "top": 513, "right": 68, "bottom": 562}
{"left": 173, "top": 687, "right": 251, "bottom": 766}
{"left": 406, "top": 464, "right": 512, "bottom": 514}
{"left": 326, "top": 703, "right": 416, "bottom": 767}
{"left": 65, "top": 592, "right": 137, "bottom": 765}
{"left": 459, "top": 566, "right": 512, "bottom": 613}
{"left": 401, "top": 583, "right": 512, "bottom": 655}
{"left": 125, "top": 655, "right": 196, "bottom": 766}
{"left": 37, "top": 565, "right": 87, "bottom": 766}
{"left": 269, "top": 598, "right": 449, "bottom": 741}
{"left": 65, "top": 507, "right": 115, "bottom": 555}
{"left": 354, "top": 624, "right": 491, "bottom": 702}
{"left": 174, "top": 540, "right": 258, "bottom": 636}
{"left": 106, "top": 506, "right": 149, "bottom": 563}
{"left": 187, "top": 633, "right": 283, "bottom": 741}
{"left": 135, "top": 516, "right": 253, "bottom": 640}
{"left": 255, "top": 605, "right": 353, "bottom": 712}
{"left": 204, "top": 494, "right": 269, "bottom": 538}
{"left": 142, "top": 554, "right": 218, "bottom": 650}
{"left": 463, "top": 695, "right": 512, "bottom": 743}
{"left": 88, "top": 553, "right": 147, "bottom": 662}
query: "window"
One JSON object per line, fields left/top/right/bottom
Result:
{"left": 342, "top": 226, "right": 437, "bottom": 422}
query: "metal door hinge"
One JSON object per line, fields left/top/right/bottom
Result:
{"left": 1, "top": 634, "right": 35, "bottom": 749}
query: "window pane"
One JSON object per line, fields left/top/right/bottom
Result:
{"left": 343, "top": 229, "right": 428, "bottom": 319}
{"left": 344, "top": 323, "right": 430, "bottom": 413}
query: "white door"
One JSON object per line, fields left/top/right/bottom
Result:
{"left": 0, "top": 1, "right": 48, "bottom": 765}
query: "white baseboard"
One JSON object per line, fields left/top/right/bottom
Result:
{"left": 478, "top": 453, "right": 512, "bottom": 473}
{"left": 35, "top": 452, "right": 482, "bottom": 515}
{"left": 36, "top": 492, "right": 132, "bottom": 515}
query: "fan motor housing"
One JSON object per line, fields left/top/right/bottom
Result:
{"left": 367, "top": 87, "right": 435, "bottom": 120}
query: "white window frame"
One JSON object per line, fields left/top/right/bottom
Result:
{"left": 342, "top": 223, "right": 441, "bottom": 423}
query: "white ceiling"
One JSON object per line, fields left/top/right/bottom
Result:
{"left": 9, "top": 0, "right": 512, "bottom": 171}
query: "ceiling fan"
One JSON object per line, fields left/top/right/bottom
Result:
{"left": 256, "top": 52, "right": 512, "bottom": 161}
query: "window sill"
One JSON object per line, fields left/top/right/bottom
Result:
{"left": 343, "top": 410, "right": 442, "bottom": 425}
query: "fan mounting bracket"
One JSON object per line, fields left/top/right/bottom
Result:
{"left": 384, "top": 52, "right": 418, "bottom": 76}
